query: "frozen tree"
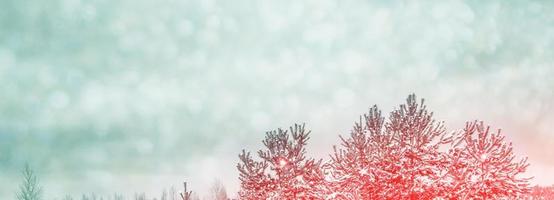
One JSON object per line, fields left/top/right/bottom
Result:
{"left": 326, "top": 95, "right": 453, "bottom": 199}
{"left": 325, "top": 105, "right": 385, "bottom": 199}
{"left": 380, "top": 94, "right": 453, "bottom": 198}
{"left": 326, "top": 95, "right": 453, "bottom": 198}
{"left": 237, "top": 124, "right": 325, "bottom": 200}
{"left": 236, "top": 95, "right": 531, "bottom": 199}
{"left": 444, "top": 121, "right": 531, "bottom": 199}
{"left": 16, "top": 164, "right": 42, "bottom": 200}
{"left": 236, "top": 150, "right": 271, "bottom": 199}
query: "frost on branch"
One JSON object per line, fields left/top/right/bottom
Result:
{"left": 237, "top": 124, "right": 325, "bottom": 200}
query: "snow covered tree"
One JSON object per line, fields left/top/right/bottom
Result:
{"left": 326, "top": 94, "right": 454, "bottom": 199}
{"left": 381, "top": 94, "right": 453, "bottom": 199}
{"left": 237, "top": 124, "right": 325, "bottom": 200}
{"left": 238, "top": 95, "right": 532, "bottom": 199}
{"left": 325, "top": 105, "right": 385, "bottom": 199}
{"left": 16, "top": 164, "right": 42, "bottom": 200}
{"left": 237, "top": 150, "right": 271, "bottom": 199}
{"left": 443, "top": 121, "right": 531, "bottom": 199}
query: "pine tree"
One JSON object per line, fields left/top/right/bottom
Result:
{"left": 380, "top": 94, "right": 453, "bottom": 199}
{"left": 237, "top": 124, "right": 325, "bottom": 200}
{"left": 326, "top": 94, "right": 453, "bottom": 199}
{"left": 325, "top": 105, "right": 385, "bottom": 199}
{"left": 16, "top": 164, "right": 42, "bottom": 200}
{"left": 237, "top": 150, "right": 271, "bottom": 199}
{"left": 444, "top": 121, "right": 531, "bottom": 199}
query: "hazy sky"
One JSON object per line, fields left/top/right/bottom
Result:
{"left": 1, "top": 0, "right": 553, "bottom": 199}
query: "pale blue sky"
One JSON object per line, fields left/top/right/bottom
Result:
{"left": 1, "top": 0, "right": 553, "bottom": 199}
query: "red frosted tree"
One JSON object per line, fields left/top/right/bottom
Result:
{"left": 325, "top": 105, "right": 385, "bottom": 199}
{"left": 237, "top": 124, "right": 325, "bottom": 200}
{"left": 380, "top": 94, "right": 453, "bottom": 199}
{"left": 238, "top": 95, "right": 532, "bottom": 199}
{"left": 443, "top": 121, "right": 531, "bottom": 199}
{"left": 326, "top": 94, "right": 453, "bottom": 199}
{"left": 325, "top": 94, "right": 531, "bottom": 199}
